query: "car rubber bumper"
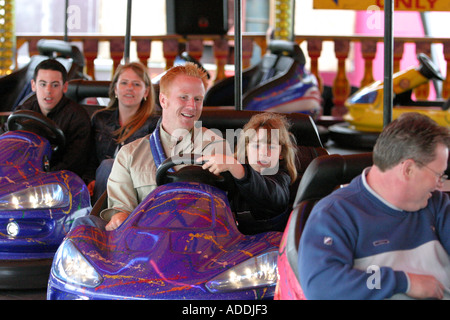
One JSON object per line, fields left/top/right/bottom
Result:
{"left": 0, "top": 259, "right": 52, "bottom": 289}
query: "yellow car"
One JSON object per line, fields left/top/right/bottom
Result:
{"left": 345, "top": 53, "right": 449, "bottom": 131}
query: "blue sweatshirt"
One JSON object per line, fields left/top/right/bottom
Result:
{"left": 298, "top": 172, "right": 450, "bottom": 300}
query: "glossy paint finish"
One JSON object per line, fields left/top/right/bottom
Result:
{"left": 0, "top": 130, "right": 91, "bottom": 288}
{"left": 48, "top": 182, "right": 282, "bottom": 300}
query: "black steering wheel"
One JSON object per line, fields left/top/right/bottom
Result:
{"left": 417, "top": 53, "right": 445, "bottom": 81}
{"left": 7, "top": 110, "right": 66, "bottom": 151}
{"left": 156, "top": 153, "right": 234, "bottom": 192}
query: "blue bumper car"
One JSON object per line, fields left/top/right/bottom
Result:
{"left": 47, "top": 154, "right": 281, "bottom": 300}
{"left": 0, "top": 110, "right": 91, "bottom": 288}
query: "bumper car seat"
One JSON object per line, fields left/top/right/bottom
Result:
{"left": 276, "top": 152, "right": 373, "bottom": 299}
{"left": 65, "top": 79, "right": 111, "bottom": 117}
{"left": 204, "top": 40, "right": 321, "bottom": 117}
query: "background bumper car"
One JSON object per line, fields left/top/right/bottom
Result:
{"left": 203, "top": 40, "right": 322, "bottom": 119}
{"left": 329, "top": 53, "right": 449, "bottom": 149}
{"left": 0, "top": 110, "right": 91, "bottom": 289}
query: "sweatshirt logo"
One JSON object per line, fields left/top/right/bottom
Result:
{"left": 323, "top": 236, "right": 333, "bottom": 246}
{"left": 373, "top": 239, "right": 390, "bottom": 246}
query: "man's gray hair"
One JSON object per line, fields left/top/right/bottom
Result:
{"left": 373, "top": 112, "right": 450, "bottom": 171}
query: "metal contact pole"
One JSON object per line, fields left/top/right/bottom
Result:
{"left": 64, "top": 0, "right": 69, "bottom": 42}
{"left": 383, "top": 0, "right": 394, "bottom": 127}
{"left": 234, "top": 0, "right": 242, "bottom": 110}
{"left": 420, "top": 12, "right": 441, "bottom": 98}
{"left": 291, "top": 0, "right": 295, "bottom": 41}
{"left": 124, "top": 0, "right": 132, "bottom": 63}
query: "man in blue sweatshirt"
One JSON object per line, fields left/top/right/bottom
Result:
{"left": 298, "top": 112, "right": 450, "bottom": 299}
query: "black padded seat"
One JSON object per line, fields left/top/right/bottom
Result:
{"left": 66, "top": 79, "right": 111, "bottom": 117}
{"left": 284, "top": 153, "right": 373, "bottom": 283}
{"left": 200, "top": 108, "right": 322, "bottom": 148}
{"left": 66, "top": 79, "right": 111, "bottom": 103}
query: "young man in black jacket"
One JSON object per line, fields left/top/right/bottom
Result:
{"left": 15, "top": 59, "right": 91, "bottom": 178}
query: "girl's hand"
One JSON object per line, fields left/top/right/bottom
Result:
{"left": 198, "top": 155, "right": 245, "bottom": 179}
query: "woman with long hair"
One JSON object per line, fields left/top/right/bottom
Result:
{"left": 85, "top": 61, "right": 157, "bottom": 202}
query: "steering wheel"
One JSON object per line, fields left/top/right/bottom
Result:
{"left": 7, "top": 110, "right": 66, "bottom": 151}
{"left": 417, "top": 53, "right": 445, "bottom": 81}
{"left": 156, "top": 153, "right": 234, "bottom": 192}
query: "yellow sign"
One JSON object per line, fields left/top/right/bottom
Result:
{"left": 314, "top": 0, "right": 450, "bottom": 11}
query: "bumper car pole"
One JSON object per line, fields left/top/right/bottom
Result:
{"left": 234, "top": 0, "right": 242, "bottom": 111}
{"left": 420, "top": 12, "right": 442, "bottom": 99}
{"left": 383, "top": 0, "right": 393, "bottom": 128}
{"left": 64, "top": 0, "right": 69, "bottom": 42}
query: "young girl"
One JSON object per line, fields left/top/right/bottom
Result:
{"left": 200, "top": 112, "right": 298, "bottom": 234}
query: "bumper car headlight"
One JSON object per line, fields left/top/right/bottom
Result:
{"left": 205, "top": 250, "right": 278, "bottom": 293}
{"left": 52, "top": 240, "right": 102, "bottom": 288}
{"left": 0, "top": 183, "right": 70, "bottom": 210}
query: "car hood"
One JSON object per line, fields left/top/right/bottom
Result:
{"left": 0, "top": 131, "right": 52, "bottom": 180}
{"left": 68, "top": 183, "right": 282, "bottom": 299}
{"left": 0, "top": 131, "right": 90, "bottom": 218}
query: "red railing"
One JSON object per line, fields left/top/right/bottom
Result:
{"left": 16, "top": 33, "right": 450, "bottom": 114}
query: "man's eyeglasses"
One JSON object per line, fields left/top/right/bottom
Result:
{"left": 416, "top": 161, "right": 448, "bottom": 184}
